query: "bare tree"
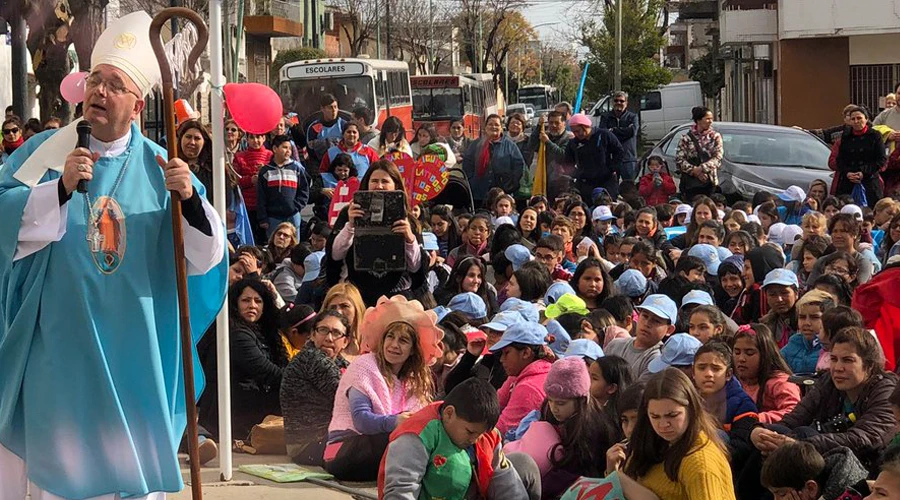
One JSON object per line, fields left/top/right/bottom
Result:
{"left": 332, "top": 0, "right": 380, "bottom": 56}
{"left": 453, "top": 0, "right": 526, "bottom": 78}
{"left": 392, "top": 0, "right": 453, "bottom": 73}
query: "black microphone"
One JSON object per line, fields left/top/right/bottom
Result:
{"left": 76, "top": 120, "right": 92, "bottom": 194}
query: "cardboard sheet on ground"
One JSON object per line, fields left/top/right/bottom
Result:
{"left": 238, "top": 463, "right": 334, "bottom": 483}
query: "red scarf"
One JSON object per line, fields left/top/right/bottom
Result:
{"left": 477, "top": 138, "right": 494, "bottom": 178}
{"left": 3, "top": 136, "right": 23, "bottom": 154}
{"left": 852, "top": 125, "right": 869, "bottom": 136}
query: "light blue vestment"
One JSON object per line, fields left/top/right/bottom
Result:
{"left": 0, "top": 123, "right": 227, "bottom": 498}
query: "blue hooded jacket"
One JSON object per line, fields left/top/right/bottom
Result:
{"left": 781, "top": 333, "right": 822, "bottom": 375}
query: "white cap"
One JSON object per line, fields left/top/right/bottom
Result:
{"left": 674, "top": 204, "right": 692, "bottom": 216}
{"left": 782, "top": 225, "right": 803, "bottom": 245}
{"left": 592, "top": 205, "right": 616, "bottom": 221}
{"left": 91, "top": 11, "right": 161, "bottom": 98}
{"left": 778, "top": 185, "right": 807, "bottom": 203}
{"left": 495, "top": 216, "right": 515, "bottom": 227}
{"left": 767, "top": 222, "right": 787, "bottom": 246}
{"left": 841, "top": 204, "right": 863, "bottom": 220}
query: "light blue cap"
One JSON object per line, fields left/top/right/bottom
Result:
{"left": 762, "top": 268, "right": 799, "bottom": 288}
{"left": 545, "top": 281, "right": 577, "bottom": 305}
{"left": 564, "top": 339, "right": 605, "bottom": 361}
{"left": 635, "top": 294, "right": 678, "bottom": 324}
{"left": 481, "top": 310, "right": 525, "bottom": 332}
{"left": 302, "top": 251, "right": 325, "bottom": 283}
{"left": 505, "top": 244, "right": 534, "bottom": 272}
{"left": 648, "top": 333, "right": 703, "bottom": 373}
{"left": 500, "top": 297, "right": 540, "bottom": 323}
{"left": 544, "top": 320, "right": 571, "bottom": 356}
{"left": 489, "top": 321, "right": 549, "bottom": 352}
{"left": 615, "top": 269, "right": 648, "bottom": 298}
{"left": 432, "top": 305, "right": 451, "bottom": 323}
{"left": 682, "top": 290, "right": 714, "bottom": 307}
{"left": 687, "top": 244, "right": 722, "bottom": 274}
{"left": 422, "top": 231, "right": 439, "bottom": 251}
{"left": 448, "top": 292, "right": 488, "bottom": 320}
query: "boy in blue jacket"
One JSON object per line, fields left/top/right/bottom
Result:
{"left": 782, "top": 290, "right": 834, "bottom": 374}
{"left": 257, "top": 134, "right": 309, "bottom": 238}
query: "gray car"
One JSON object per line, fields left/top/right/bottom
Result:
{"left": 640, "top": 122, "right": 834, "bottom": 202}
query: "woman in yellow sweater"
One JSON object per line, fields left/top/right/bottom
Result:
{"left": 605, "top": 368, "right": 736, "bottom": 500}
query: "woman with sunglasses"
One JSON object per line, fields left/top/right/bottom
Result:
{"left": 281, "top": 309, "right": 352, "bottom": 466}
{"left": 1, "top": 116, "right": 23, "bottom": 165}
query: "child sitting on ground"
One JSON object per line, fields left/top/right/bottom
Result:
{"left": 378, "top": 377, "right": 528, "bottom": 499}
{"left": 760, "top": 440, "right": 870, "bottom": 500}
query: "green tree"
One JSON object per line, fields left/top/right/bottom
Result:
{"left": 689, "top": 51, "right": 725, "bottom": 99}
{"left": 579, "top": 0, "right": 671, "bottom": 102}
{"left": 271, "top": 47, "right": 328, "bottom": 87}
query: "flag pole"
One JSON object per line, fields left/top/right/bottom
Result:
{"left": 573, "top": 62, "right": 590, "bottom": 114}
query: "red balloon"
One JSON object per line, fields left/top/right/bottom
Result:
{"left": 224, "top": 83, "right": 282, "bottom": 135}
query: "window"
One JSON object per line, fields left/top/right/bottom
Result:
{"left": 389, "top": 71, "right": 410, "bottom": 107}
{"left": 641, "top": 91, "right": 662, "bottom": 111}
{"left": 663, "top": 128, "right": 688, "bottom": 157}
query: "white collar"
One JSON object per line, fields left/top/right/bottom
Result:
{"left": 90, "top": 128, "right": 132, "bottom": 157}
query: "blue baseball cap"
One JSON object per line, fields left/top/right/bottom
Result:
{"left": 545, "top": 281, "right": 577, "bottom": 305}
{"left": 500, "top": 297, "right": 540, "bottom": 323}
{"left": 615, "top": 269, "right": 648, "bottom": 298}
{"left": 448, "top": 292, "right": 488, "bottom": 319}
{"left": 489, "top": 321, "right": 548, "bottom": 352}
{"left": 635, "top": 294, "right": 678, "bottom": 325}
{"left": 682, "top": 290, "right": 714, "bottom": 307}
{"left": 564, "top": 339, "right": 605, "bottom": 361}
{"left": 481, "top": 310, "right": 525, "bottom": 332}
{"left": 648, "top": 333, "right": 703, "bottom": 373}
{"left": 422, "top": 231, "right": 439, "bottom": 251}
{"left": 302, "top": 251, "right": 325, "bottom": 283}
{"left": 687, "top": 244, "right": 722, "bottom": 274}
{"left": 505, "top": 244, "right": 534, "bottom": 272}
{"left": 432, "top": 305, "right": 451, "bottom": 323}
{"left": 544, "top": 320, "right": 571, "bottom": 356}
{"left": 762, "top": 268, "right": 799, "bottom": 289}
{"left": 716, "top": 246, "right": 733, "bottom": 262}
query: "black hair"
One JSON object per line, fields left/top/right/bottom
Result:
{"left": 675, "top": 255, "right": 706, "bottom": 276}
{"left": 529, "top": 195, "right": 549, "bottom": 208}
{"left": 655, "top": 203, "right": 675, "bottom": 224}
{"left": 289, "top": 244, "right": 311, "bottom": 266}
{"left": 694, "top": 340, "right": 734, "bottom": 374}
{"left": 229, "top": 278, "right": 288, "bottom": 367}
{"left": 556, "top": 312, "right": 588, "bottom": 340}
{"left": 438, "top": 322, "right": 467, "bottom": 354}
{"left": 429, "top": 204, "right": 462, "bottom": 250}
{"left": 446, "top": 256, "right": 492, "bottom": 310}
{"left": 543, "top": 396, "right": 617, "bottom": 479}
{"left": 537, "top": 210, "right": 555, "bottom": 231}
{"left": 724, "top": 229, "right": 756, "bottom": 253}
{"left": 537, "top": 234, "right": 565, "bottom": 253}
{"left": 601, "top": 295, "right": 634, "bottom": 324}
{"left": 352, "top": 106, "right": 373, "bottom": 124}
{"left": 513, "top": 261, "right": 552, "bottom": 302}
{"left": 594, "top": 355, "right": 634, "bottom": 420}
{"left": 800, "top": 234, "right": 829, "bottom": 259}
{"left": 328, "top": 152, "right": 358, "bottom": 177}
{"left": 752, "top": 191, "right": 776, "bottom": 208}
{"left": 442, "top": 378, "right": 501, "bottom": 428}
{"left": 691, "top": 106, "right": 712, "bottom": 122}
{"left": 811, "top": 274, "right": 854, "bottom": 306}
{"left": 570, "top": 258, "right": 616, "bottom": 304}
{"left": 760, "top": 441, "right": 825, "bottom": 491}
{"left": 617, "top": 382, "right": 645, "bottom": 414}
{"left": 698, "top": 220, "right": 726, "bottom": 243}
{"left": 271, "top": 134, "right": 292, "bottom": 149}
{"left": 320, "top": 93, "right": 338, "bottom": 107}
{"left": 309, "top": 219, "right": 332, "bottom": 238}
{"left": 279, "top": 303, "right": 317, "bottom": 332}
{"left": 821, "top": 306, "right": 864, "bottom": 339}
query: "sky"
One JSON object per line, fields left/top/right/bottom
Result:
{"left": 522, "top": 0, "right": 594, "bottom": 44}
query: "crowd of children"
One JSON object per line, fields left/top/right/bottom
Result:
{"left": 199, "top": 105, "right": 900, "bottom": 500}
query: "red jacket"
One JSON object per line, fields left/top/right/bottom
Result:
{"left": 852, "top": 264, "right": 900, "bottom": 372}
{"left": 638, "top": 172, "right": 676, "bottom": 207}
{"left": 233, "top": 147, "right": 273, "bottom": 210}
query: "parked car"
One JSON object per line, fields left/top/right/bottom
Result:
{"left": 640, "top": 122, "right": 834, "bottom": 202}
{"left": 589, "top": 81, "right": 703, "bottom": 143}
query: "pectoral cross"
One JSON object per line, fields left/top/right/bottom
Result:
{"left": 87, "top": 228, "right": 105, "bottom": 253}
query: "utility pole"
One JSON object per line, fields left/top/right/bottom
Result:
{"left": 224, "top": 0, "right": 232, "bottom": 80}
{"left": 377, "top": 16, "right": 382, "bottom": 58}
{"left": 477, "top": 11, "right": 483, "bottom": 72}
{"left": 312, "top": 0, "right": 319, "bottom": 49}
{"left": 614, "top": 0, "right": 623, "bottom": 91}
{"left": 11, "top": 16, "right": 28, "bottom": 120}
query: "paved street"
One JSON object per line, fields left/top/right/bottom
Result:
{"left": 170, "top": 453, "right": 377, "bottom": 499}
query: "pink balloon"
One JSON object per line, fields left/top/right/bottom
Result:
{"left": 60, "top": 71, "right": 88, "bottom": 104}
{"left": 224, "top": 83, "right": 282, "bottom": 135}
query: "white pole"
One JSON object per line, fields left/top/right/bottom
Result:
{"left": 209, "top": 0, "right": 233, "bottom": 481}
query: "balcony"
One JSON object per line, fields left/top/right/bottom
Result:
{"left": 780, "top": 0, "right": 900, "bottom": 40}
{"left": 721, "top": 4, "right": 777, "bottom": 43}
{"left": 670, "top": 0, "right": 718, "bottom": 20}
{"left": 244, "top": 0, "right": 303, "bottom": 37}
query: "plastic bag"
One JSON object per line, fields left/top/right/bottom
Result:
{"left": 852, "top": 183, "right": 868, "bottom": 207}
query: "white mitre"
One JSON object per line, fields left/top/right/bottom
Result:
{"left": 12, "top": 12, "right": 161, "bottom": 187}
{"left": 91, "top": 11, "right": 161, "bottom": 98}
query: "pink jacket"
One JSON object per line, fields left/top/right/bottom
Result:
{"left": 739, "top": 371, "right": 801, "bottom": 424}
{"left": 497, "top": 359, "right": 553, "bottom": 435}
{"left": 603, "top": 326, "right": 632, "bottom": 349}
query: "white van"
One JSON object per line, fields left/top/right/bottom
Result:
{"left": 589, "top": 81, "right": 703, "bottom": 143}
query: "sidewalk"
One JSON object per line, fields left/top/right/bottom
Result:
{"left": 170, "top": 452, "right": 377, "bottom": 499}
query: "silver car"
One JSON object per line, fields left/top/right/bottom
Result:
{"left": 640, "top": 122, "right": 834, "bottom": 201}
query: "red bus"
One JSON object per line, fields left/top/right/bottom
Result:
{"left": 279, "top": 58, "right": 413, "bottom": 139}
{"left": 411, "top": 73, "right": 499, "bottom": 139}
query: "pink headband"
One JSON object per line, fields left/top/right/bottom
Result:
{"left": 737, "top": 324, "right": 757, "bottom": 336}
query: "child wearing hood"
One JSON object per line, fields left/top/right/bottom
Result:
{"left": 732, "top": 245, "right": 783, "bottom": 325}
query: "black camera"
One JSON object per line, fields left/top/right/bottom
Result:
{"left": 814, "top": 413, "right": 855, "bottom": 434}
